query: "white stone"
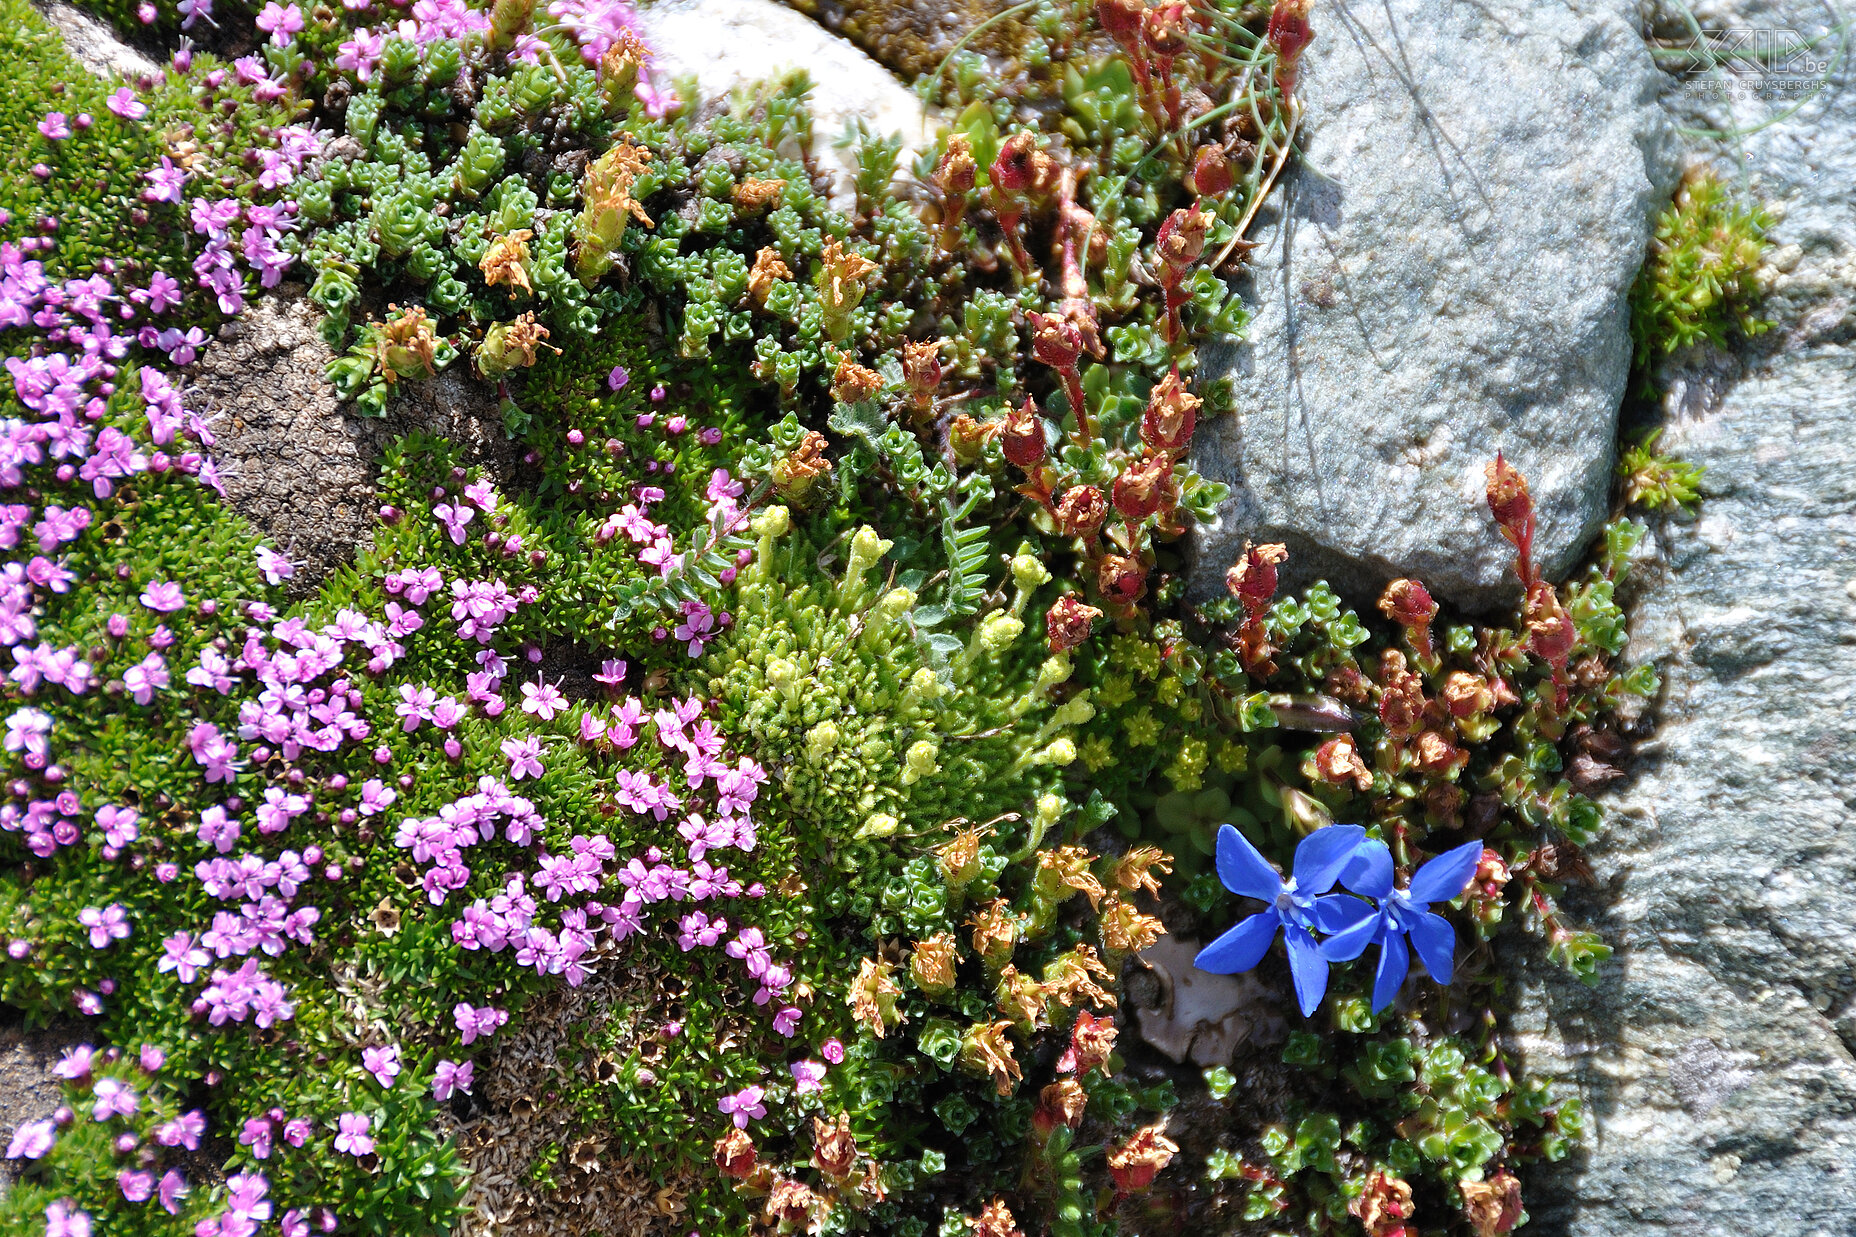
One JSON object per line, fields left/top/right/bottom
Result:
{"left": 635, "top": 0, "right": 935, "bottom": 213}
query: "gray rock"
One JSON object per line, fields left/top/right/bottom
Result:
{"left": 1510, "top": 7, "right": 1856, "bottom": 1227}
{"left": 1191, "top": 0, "right": 1675, "bottom": 612}
{"left": 189, "top": 290, "right": 513, "bottom": 590}
{"left": 637, "top": 0, "right": 935, "bottom": 213}
{"left": 29, "top": 0, "right": 159, "bottom": 81}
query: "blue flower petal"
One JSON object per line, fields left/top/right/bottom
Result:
{"left": 1316, "top": 898, "right": 1383, "bottom": 962}
{"left": 1283, "top": 926, "right": 1330, "bottom": 1017}
{"left": 1193, "top": 910, "right": 1280, "bottom": 975}
{"left": 1339, "top": 837, "right": 1394, "bottom": 898}
{"left": 1215, "top": 823, "right": 1285, "bottom": 902}
{"left": 1312, "top": 892, "right": 1377, "bottom": 934}
{"left": 1406, "top": 910, "right": 1458, "bottom": 985}
{"left": 1407, "top": 840, "right": 1484, "bottom": 906}
{"left": 1371, "top": 929, "right": 1410, "bottom": 1013}
{"left": 1291, "top": 824, "right": 1367, "bottom": 894}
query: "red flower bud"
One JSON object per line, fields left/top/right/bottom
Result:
{"left": 1189, "top": 144, "right": 1235, "bottom": 197}
{"left": 714, "top": 1129, "right": 757, "bottom": 1180}
{"left": 1266, "top": 0, "right": 1315, "bottom": 96}
{"left": 901, "top": 338, "right": 943, "bottom": 403}
{"left": 1000, "top": 398, "right": 1047, "bottom": 470}
{"left": 1098, "top": 0, "right": 1148, "bottom": 48}
{"left": 1225, "top": 540, "right": 1288, "bottom": 615}
{"left": 1377, "top": 577, "right": 1437, "bottom": 657}
{"left": 1112, "top": 453, "right": 1172, "bottom": 523}
{"left": 1154, "top": 204, "right": 1210, "bottom": 285}
{"left": 1485, "top": 452, "right": 1537, "bottom": 583}
{"left": 1142, "top": 3, "right": 1190, "bottom": 58}
{"left": 990, "top": 131, "right": 1051, "bottom": 198}
{"left": 1026, "top": 310, "right": 1083, "bottom": 372}
{"left": 1057, "top": 1009, "right": 1117, "bottom": 1074}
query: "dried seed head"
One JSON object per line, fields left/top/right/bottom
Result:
{"left": 908, "top": 932, "right": 958, "bottom": 997}
{"left": 1046, "top": 595, "right": 1103, "bottom": 652}
{"left": 1033, "top": 1078, "right": 1089, "bottom": 1137}
{"left": 1098, "top": 554, "right": 1148, "bottom": 605}
{"left": 1312, "top": 734, "right": 1373, "bottom": 791}
{"left": 967, "top": 1198, "right": 1025, "bottom": 1237}
{"left": 1141, "top": 368, "right": 1201, "bottom": 453}
{"left": 1055, "top": 485, "right": 1108, "bottom": 540}
{"left": 479, "top": 229, "right": 534, "bottom": 294}
{"left": 810, "top": 1112, "right": 857, "bottom": 1179}
{"left": 731, "top": 177, "right": 785, "bottom": 212}
{"left": 936, "top": 132, "right": 977, "bottom": 196}
{"left": 1107, "top": 1120, "right": 1180, "bottom": 1192}
{"left": 830, "top": 355, "right": 884, "bottom": 405}
{"left": 745, "top": 245, "right": 792, "bottom": 306}
{"left": 958, "top": 1019, "right": 1022, "bottom": 1096}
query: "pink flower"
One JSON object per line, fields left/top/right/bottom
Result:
{"left": 453, "top": 1002, "right": 507, "bottom": 1045}
{"left": 333, "top": 1111, "right": 374, "bottom": 1156}
{"left": 335, "top": 26, "right": 385, "bottom": 80}
{"left": 90, "top": 1077, "right": 139, "bottom": 1120}
{"left": 139, "top": 580, "right": 184, "bottom": 612}
{"left": 51, "top": 1040, "right": 95, "bottom": 1077}
{"left": 38, "top": 113, "right": 71, "bottom": 141}
{"left": 6, "top": 1118, "right": 55, "bottom": 1159}
{"left": 361, "top": 1045, "right": 400, "bottom": 1088}
{"left": 77, "top": 904, "right": 130, "bottom": 948}
{"left": 255, "top": 546, "right": 295, "bottom": 585}
{"left": 106, "top": 89, "right": 148, "bottom": 120}
{"left": 43, "top": 1201, "right": 91, "bottom": 1237}
{"left": 500, "top": 735, "right": 544, "bottom": 781}
{"left": 672, "top": 601, "right": 714, "bottom": 658}
{"left": 158, "top": 1169, "right": 188, "bottom": 1213}
{"left": 772, "top": 1005, "right": 802, "bottom": 1037}
{"left": 717, "top": 1084, "right": 766, "bottom": 1129}
{"left": 118, "top": 1169, "right": 154, "bottom": 1201}
{"left": 519, "top": 678, "right": 567, "bottom": 720}
{"left": 820, "top": 1038, "right": 845, "bottom": 1064}
{"left": 255, "top": 1, "right": 304, "bottom": 44}
{"left": 790, "top": 1060, "right": 825, "bottom": 1095}
{"left": 433, "top": 502, "right": 474, "bottom": 545}
{"left": 432, "top": 1058, "right": 473, "bottom": 1100}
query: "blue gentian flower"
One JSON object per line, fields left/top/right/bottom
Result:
{"left": 1319, "top": 838, "right": 1484, "bottom": 1012}
{"left": 1193, "top": 823, "right": 1369, "bottom": 1017}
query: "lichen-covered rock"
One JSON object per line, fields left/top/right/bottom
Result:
{"left": 1191, "top": 0, "right": 1674, "bottom": 612}
{"left": 1510, "top": 21, "right": 1856, "bottom": 1230}
{"left": 189, "top": 290, "right": 512, "bottom": 589}
{"left": 637, "top": 0, "right": 935, "bottom": 212}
